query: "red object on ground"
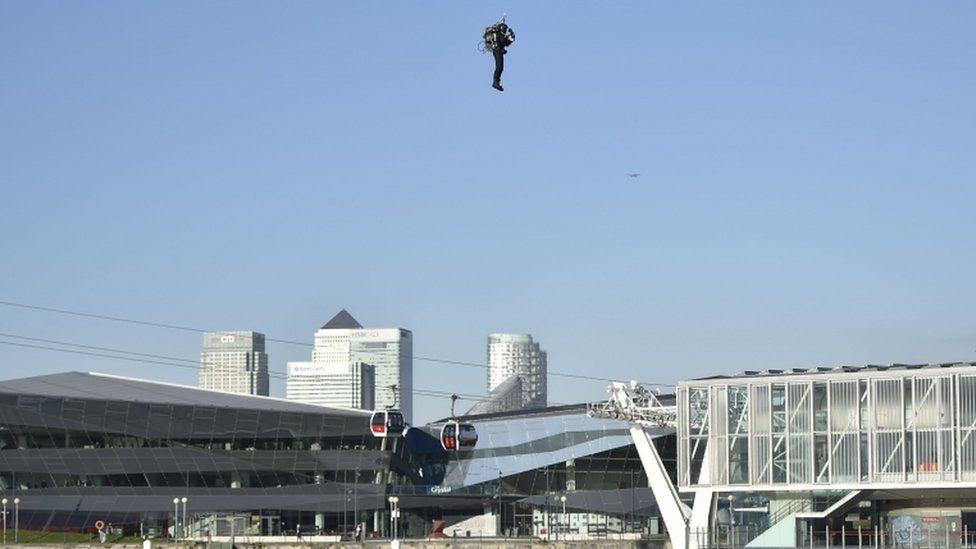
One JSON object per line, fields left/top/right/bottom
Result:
{"left": 430, "top": 520, "right": 448, "bottom": 539}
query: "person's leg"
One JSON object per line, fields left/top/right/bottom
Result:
{"left": 492, "top": 49, "right": 505, "bottom": 90}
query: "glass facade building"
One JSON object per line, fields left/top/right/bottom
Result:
{"left": 403, "top": 403, "right": 677, "bottom": 538}
{"left": 286, "top": 361, "right": 375, "bottom": 409}
{"left": 0, "top": 371, "right": 406, "bottom": 535}
{"left": 677, "top": 363, "right": 976, "bottom": 490}
{"left": 676, "top": 362, "right": 976, "bottom": 549}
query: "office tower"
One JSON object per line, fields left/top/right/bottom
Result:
{"left": 487, "top": 333, "right": 547, "bottom": 410}
{"left": 285, "top": 310, "right": 413, "bottom": 421}
{"left": 285, "top": 361, "right": 375, "bottom": 409}
{"left": 199, "top": 331, "right": 269, "bottom": 396}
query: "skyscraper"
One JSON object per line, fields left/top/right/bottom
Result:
{"left": 285, "top": 361, "right": 374, "bottom": 409}
{"left": 199, "top": 331, "right": 269, "bottom": 396}
{"left": 285, "top": 310, "right": 413, "bottom": 421}
{"left": 487, "top": 333, "right": 547, "bottom": 410}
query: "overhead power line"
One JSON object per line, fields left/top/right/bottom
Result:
{"left": 0, "top": 336, "right": 485, "bottom": 402}
{"left": 0, "top": 299, "right": 674, "bottom": 387}
{"left": 0, "top": 300, "right": 311, "bottom": 347}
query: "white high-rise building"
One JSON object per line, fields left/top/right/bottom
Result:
{"left": 285, "top": 310, "right": 413, "bottom": 421}
{"left": 285, "top": 361, "right": 374, "bottom": 409}
{"left": 199, "top": 331, "right": 269, "bottom": 396}
{"left": 487, "top": 333, "right": 547, "bottom": 410}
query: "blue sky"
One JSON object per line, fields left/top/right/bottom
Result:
{"left": 1, "top": 2, "right": 974, "bottom": 422}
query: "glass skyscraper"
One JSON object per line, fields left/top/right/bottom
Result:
{"left": 286, "top": 361, "right": 375, "bottom": 409}
{"left": 289, "top": 310, "right": 413, "bottom": 422}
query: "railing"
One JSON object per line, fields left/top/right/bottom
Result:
{"left": 694, "top": 525, "right": 976, "bottom": 548}
{"left": 811, "top": 490, "right": 852, "bottom": 513}
{"left": 766, "top": 497, "right": 812, "bottom": 529}
{"left": 802, "top": 524, "right": 976, "bottom": 548}
{"left": 690, "top": 525, "right": 761, "bottom": 549}
{"left": 762, "top": 489, "right": 854, "bottom": 531}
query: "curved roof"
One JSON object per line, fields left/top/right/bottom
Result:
{"left": 0, "top": 371, "right": 369, "bottom": 416}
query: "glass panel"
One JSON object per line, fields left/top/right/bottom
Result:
{"left": 772, "top": 435, "right": 787, "bottom": 483}
{"left": 772, "top": 384, "right": 786, "bottom": 434}
{"left": 788, "top": 435, "right": 811, "bottom": 484}
{"left": 875, "top": 431, "right": 904, "bottom": 482}
{"left": 813, "top": 383, "right": 828, "bottom": 432}
{"left": 788, "top": 382, "right": 811, "bottom": 434}
{"left": 752, "top": 434, "right": 770, "bottom": 484}
{"left": 874, "top": 378, "right": 903, "bottom": 430}
{"left": 729, "top": 436, "right": 749, "bottom": 484}
{"left": 814, "top": 434, "right": 829, "bottom": 483}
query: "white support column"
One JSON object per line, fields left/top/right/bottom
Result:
{"left": 688, "top": 446, "right": 714, "bottom": 549}
{"left": 630, "top": 425, "right": 690, "bottom": 549}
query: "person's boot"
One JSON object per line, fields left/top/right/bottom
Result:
{"left": 492, "top": 82, "right": 504, "bottom": 91}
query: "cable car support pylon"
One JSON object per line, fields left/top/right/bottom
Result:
{"left": 587, "top": 381, "right": 711, "bottom": 549}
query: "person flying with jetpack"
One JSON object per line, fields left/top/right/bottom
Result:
{"left": 483, "top": 14, "right": 515, "bottom": 91}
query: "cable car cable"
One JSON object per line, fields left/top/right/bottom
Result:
{"left": 0, "top": 300, "right": 674, "bottom": 386}
{"left": 0, "top": 338, "right": 485, "bottom": 401}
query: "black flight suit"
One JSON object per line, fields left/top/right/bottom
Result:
{"left": 490, "top": 26, "right": 515, "bottom": 90}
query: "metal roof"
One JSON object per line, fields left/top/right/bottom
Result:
{"left": 0, "top": 371, "right": 369, "bottom": 416}
{"left": 685, "top": 361, "right": 976, "bottom": 383}
{"left": 442, "top": 394, "right": 677, "bottom": 424}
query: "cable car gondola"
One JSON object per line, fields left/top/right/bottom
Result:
{"left": 370, "top": 409, "right": 405, "bottom": 438}
{"left": 440, "top": 421, "right": 478, "bottom": 451}
{"left": 440, "top": 394, "right": 478, "bottom": 451}
{"left": 369, "top": 385, "right": 406, "bottom": 438}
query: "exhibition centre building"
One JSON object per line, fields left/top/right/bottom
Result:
{"left": 0, "top": 372, "right": 395, "bottom": 536}
{"left": 0, "top": 371, "right": 673, "bottom": 540}
{"left": 4, "top": 362, "right": 976, "bottom": 547}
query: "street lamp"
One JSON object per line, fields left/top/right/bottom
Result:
{"left": 353, "top": 469, "right": 360, "bottom": 541}
{"left": 727, "top": 494, "right": 735, "bottom": 547}
{"left": 543, "top": 466, "right": 551, "bottom": 541}
{"left": 345, "top": 488, "right": 353, "bottom": 537}
{"left": 13, "top": 498, "right": 19, "bottom": 543}
{"left": 388, "top": 496, "right": 400, "bottom": 540}
{"left": 181, "top": 497, "right": 188, "bottom": 539}
{"left": 2, "top": 498, "right": 7, "bottom": 545}
{"left": 559, "top": 495, "right": 567, "bottom": 541}
{"left": 496, "top": 471, "right": 503, "bottom": 537}
{"left": 172, "top": 498, "right": 180, "bottom": 539}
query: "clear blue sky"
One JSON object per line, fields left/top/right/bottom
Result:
{"left": 1, "top": 2, "right": 974, "bottom": 422}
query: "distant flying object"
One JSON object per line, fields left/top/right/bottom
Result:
{"left": 627, "top": 173, "right": 641, "bottom": 178}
